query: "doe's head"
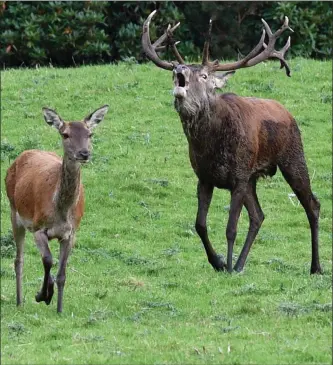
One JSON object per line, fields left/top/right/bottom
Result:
{"left": 42, "top": 105, "right": 109, "bottom": 163}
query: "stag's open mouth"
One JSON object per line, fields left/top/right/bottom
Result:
{"left": 173, "top": 72, "right": 188, "bottom": 98}
{"left": 177, "top": 73, "right": 186, "bottom": 87}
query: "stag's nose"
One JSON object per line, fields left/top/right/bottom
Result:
{"left": 79, "top": 149, "right": 90, "bottom": 160}
{"left": 175, "top": 64, "right": 187, "bottom": 73}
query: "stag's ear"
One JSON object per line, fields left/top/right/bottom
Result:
{"left": 214, "top": 71, "right": 236, "bottom": 89}
{"left": 84, "top": 105, "right": 109, "bottom": 130}
{"left": 42, "top": 108, "right": 64, "bottom": 130}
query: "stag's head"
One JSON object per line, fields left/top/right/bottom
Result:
{"left": 172, "top": 63, "right": 235, "bottom": 101}
{"left": 142, "top": 10, "right": 293, "bottom": 107}
{"left": 42, "top": 105, "right": 109, "bottom": 163}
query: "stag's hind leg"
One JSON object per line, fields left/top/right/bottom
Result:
{"left": 34, "top": 230, "right": 54, "bottom": 305}
{"left": 234, "top": 179, "right": 265, "bottom": 272}
{"left": 195, "top": 181, "right": 226, "bottom": 271}
{"left": 11, "top": 209, "right": 26, "bottom": 306}
{"left": 278, "top": 153, "right": 322, "bottom": 274}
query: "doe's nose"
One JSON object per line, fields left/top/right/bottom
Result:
{"left": 79, "top": 149, "right": 90, "bottom": 160}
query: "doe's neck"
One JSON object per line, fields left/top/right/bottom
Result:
{"left": 56, "top": 154, "right": 81, "bottom": 218}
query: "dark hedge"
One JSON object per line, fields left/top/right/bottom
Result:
{"left": 1, "top": 1, "right": 331, "bottom": 68}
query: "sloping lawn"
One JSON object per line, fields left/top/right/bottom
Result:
{"left": 1, "top": 58, "right": 331, "bottom": 364}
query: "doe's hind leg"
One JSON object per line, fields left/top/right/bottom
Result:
{"left": 11, "top": 210, "right": 26, "bottom": 306}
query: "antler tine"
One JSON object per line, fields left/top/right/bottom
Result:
{"left": 210, "top": 28, "right": 266, "bottom": 72}
{"left": 170, "top": 41, "right": 185, "bottom": 64}
{"left": 152, "top": 22, "right": 180, "bottom": 49}
{"left": 261, "top": 17, "right": 290, "bottom": 38}
{"left": 238, "top": 29, "right": 266, "bottom": 64}
{"left": 202, "top": 18, "right": 213, "bottom": 65}
{"left": 211, "top": 16, "right": 293, "bottom": 77}
{"left": 163, "top": 24, "right": 185, "bottom": 64}
{"left": 261, "top": 16, "right": 293, "bottom": 50}
{"left": 246, "top": 16, "right": 292, "bottom": 76}
{"left": 154, "top": 41, "right": 184, "bottom": 64}
{"left": 263, "top": 35, "right": 291, "bottom": 76}
{"left": 155, "top": 40, "right": 179, "bottom": 51}
{"left": 144, "top": 12, "right": 185, "bottom": 66}
{"left": 142, "top": 10, "right": 174, "bottom": 71}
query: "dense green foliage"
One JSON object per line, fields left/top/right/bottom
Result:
{"left": 262, "top": 2, "right": 333, "bottom": 58}
{"left": 0, "top": 1, "right": 110, "bottom": 67}
{"left": 1, "top": 1, "right": 332, "bottom": 67}
{"left": 1, "top": 59, "right": 332, "bottom": 364}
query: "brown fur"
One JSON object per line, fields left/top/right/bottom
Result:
{"left": 218, "top": 95, "right": 294, "bottom": 174}
{"left": 5, "top": 105, "right": 108, "bottom": 312}
{"left": 141, "top": 11, "right": 320, "bottom": 275}
{"left": 6, "top": 150, "right": 84, "bottom": 232}
{"left": 171, "top": 64, "right": 322, "bottom": 275}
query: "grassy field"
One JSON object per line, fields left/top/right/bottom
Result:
{"left": 1, "top": 58, "right": 332, "bottom": 365}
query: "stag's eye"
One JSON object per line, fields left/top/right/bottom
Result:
{"left": 88, "top": 133, "right": 93, "bottom": 138}
{"left": 62, "top": 133, "right": 69, "bottom": 139}
{"left": 201, "top": 74, "right": 208, "bottom": 80}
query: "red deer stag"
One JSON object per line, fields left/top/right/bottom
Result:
{"left": 5, "top": 105, "right": 109, "bottom": 312}
{"left": 142, "top": 10, "right": 322, "bottom": 274}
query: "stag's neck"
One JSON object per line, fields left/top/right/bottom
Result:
{"left": 175, "top": 95, "right": 210, "bottom": 121}
{"left": 175, "top": 94, "right": 225, "bottom": 139}
{"left": 55, "top": 155, "right": 81, "bottom": 219}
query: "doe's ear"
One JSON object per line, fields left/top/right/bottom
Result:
{"left": 84, "top": 105, "right": 109, "bottom": 130}
{"left": 214, "top": 71, "right": 236, "bottom": 89}
{"left": 42, "top": 107, "right": 64, "bottom": 130}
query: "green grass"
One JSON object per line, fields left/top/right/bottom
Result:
{"left": 1, "top": 58, "right": 332, "bottom": 365}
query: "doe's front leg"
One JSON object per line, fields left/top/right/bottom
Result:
{"left": 56, "top": 235, "right": 73, "bottom": 313}
{"left": 34, "top": 230, "right": 54, "bottom": 305}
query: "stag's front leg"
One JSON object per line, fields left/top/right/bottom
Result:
{"left": 56, "top": 235, "right": 73, "bottom": 313}
{"left": 226, "top": 183, "right": 248, "bottom": 273}
{"left": 234, "top": 179, "right": 264, "bottom": 272}
{"left": 195, "top": 180, "right": 226, "bottom": 271}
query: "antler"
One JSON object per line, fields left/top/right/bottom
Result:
{"left": 142, "top": 11, "right": 293, "bottom": 76}
{"left": 207, "top": 17, "right": 293, "bottom": 76}
{"left": 153, "top": 26, "right": 185, "bottom": 65}
{"left": 142, "top": 10, "right": 184, "bottom": 70}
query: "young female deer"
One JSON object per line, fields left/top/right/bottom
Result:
{"left": 142, "top": 11, "right": 322, "bottom": 275}
{"left": 5, "top": 105, "right": 109, "bottom": 312}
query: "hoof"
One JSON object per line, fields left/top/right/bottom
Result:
{"left": 210, "top": 254, "right": 227, "bottom": 272}
{"left": 233, "top": 263, "right": 244, "bottom": 273}
{"left": 35, "top": 277, "right": 54, "bottom": 305}
{"left": 233, "top": 267, "right": 244, "bottom": 274}
{"left": 45, "top": 280, "right": 54, "bottom": 305}
{"left": 35, "top": 291, "right": 45, "bottom": 303}
{"left": 310, "top": 266, "right": 323, "bottom": 275}
{"left": 35, "top": 290, "right": 54, "bottom": 305}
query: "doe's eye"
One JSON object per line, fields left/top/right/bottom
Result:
{"left": 62, "top": 133, "right": 69, "bottom": 139}
{"left": 88, "top": 133, "right": 94, "bottom": 138}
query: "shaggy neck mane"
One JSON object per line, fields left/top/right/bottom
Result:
{"left": 175, "top": 93, "right": 232, "bottom": 136}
